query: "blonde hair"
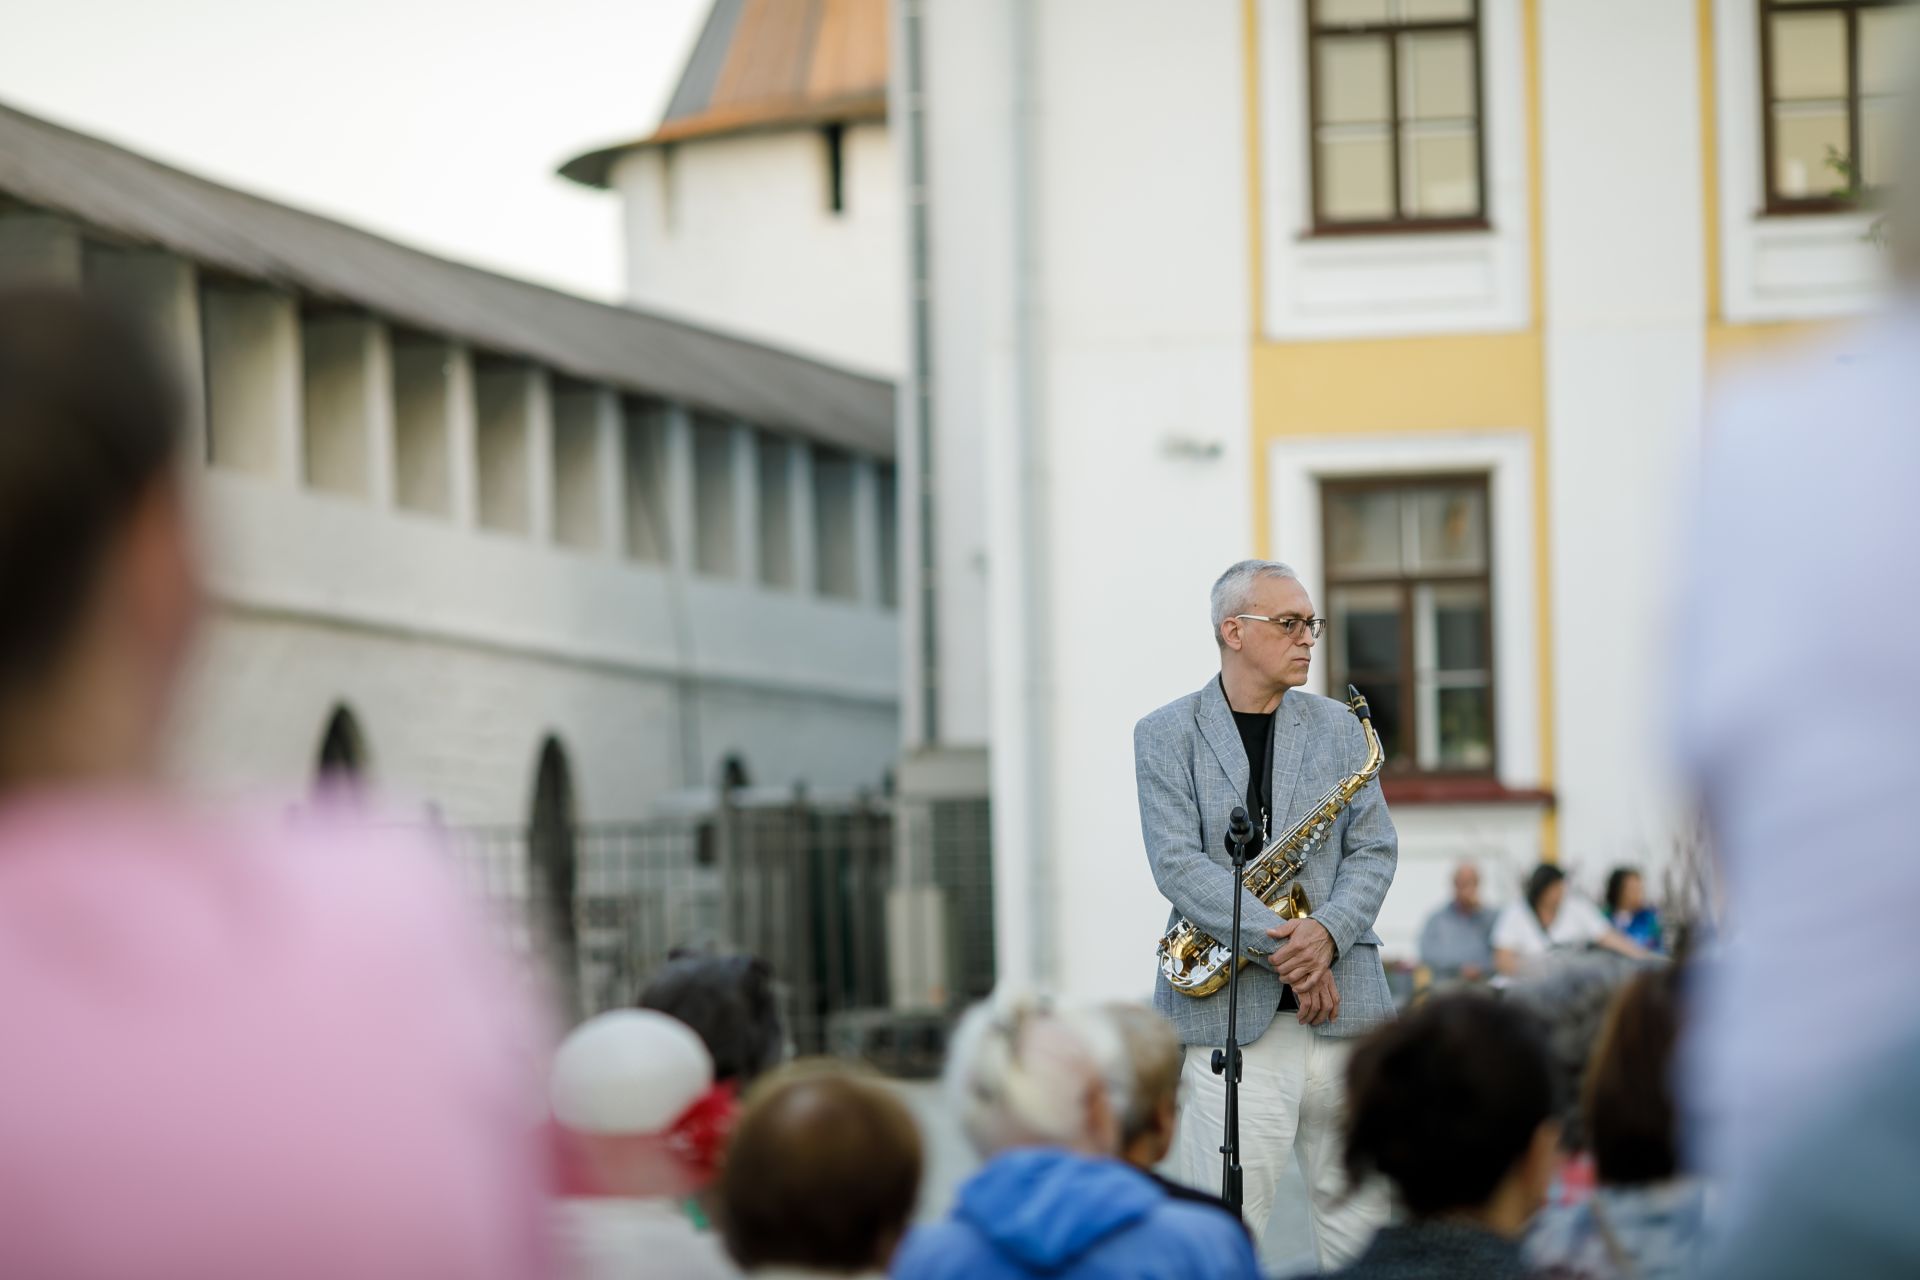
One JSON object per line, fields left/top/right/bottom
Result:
{"left": 945, "top": 993, "right": 1132, "bottom": 1158}
{"left": 1103, "top": 1003, "right": 1184, "bottom": 1147}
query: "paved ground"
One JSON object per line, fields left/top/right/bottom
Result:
{"left": 893, "top": 1080, "right": 1319, "bottom": 1277}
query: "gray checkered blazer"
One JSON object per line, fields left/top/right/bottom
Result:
{"left": 1136, "top": 676, "right": 1399, "bottom": 1047}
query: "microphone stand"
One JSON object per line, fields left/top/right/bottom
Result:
{"left": 1211, "top": 805, "right": 1255, "bottom": 1219}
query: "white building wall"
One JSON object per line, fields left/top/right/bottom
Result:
{"left": 918, "top": 0, "right": 1253, "bottom": 999}
{"left": 901, "top": 0, "right": 1002, "bottom": 752}
{"left": 613, "top": 123, "right": 905, "bottom": 378}
{"left": 1541, "top": 0, "right": 1705, "bottom": 883}
{"left": 170, "top": 467, "right": 900, "bottom": 824}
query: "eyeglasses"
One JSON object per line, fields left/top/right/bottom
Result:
{"left": 1233, "top": 614, "right": 1325, "bottom": 639}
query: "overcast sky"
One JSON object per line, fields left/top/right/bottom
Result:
{"left": 0, "top": 0, "right": 711, "bottom": 299}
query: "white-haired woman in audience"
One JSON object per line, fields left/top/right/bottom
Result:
{"left": 891, "top": 995, "right": 1260, "bottom": 1280}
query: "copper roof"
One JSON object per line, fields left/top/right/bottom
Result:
{"left": 560, "top": 0, "right": 889, "bottom": 189}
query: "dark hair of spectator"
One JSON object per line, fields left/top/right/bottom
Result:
{"left": 1583, "top": 967, "right": 1682, "bottom": 1185}
{"left": 1525, "top": 863, "right": 1567, "bottom": 914}
{"left": 1605, "top": 866, "right": 1640, "bottom": 915}
{"left": 0, "top": 289, "right": 181, "bottom": 704}
{"left": 720, "top": 1065, "right": 922, "bottom": 1272}
{"left": 637, "top": 952, "right": 783, "bottom": 1085}
{"left": 1344, "top": 994, "right": 1555, "bottom": 1217}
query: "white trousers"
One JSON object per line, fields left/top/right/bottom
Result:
{"left": 1167, "top": 1017, "right": 1388, "bottom": 1270}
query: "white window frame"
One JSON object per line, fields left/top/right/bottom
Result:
{"left": 1268, "top": 430, "right": 1541, "bottom": 789}
{"left": 1713, "top": 0, "right": 1889, "bottom": 322}
{"left": 1259, "top": 0, "right": 1533, "bottom": 339}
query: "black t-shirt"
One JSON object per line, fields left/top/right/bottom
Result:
{"left": 1230, "top": 706, "right": 1274, "bottom": 841}
{"left": 1223, "top": 682, "right": 1297, "bottom": 1012}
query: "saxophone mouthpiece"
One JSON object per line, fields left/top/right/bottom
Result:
{"left": 1347, "top": 684, "right": 1371, "bottom": 719}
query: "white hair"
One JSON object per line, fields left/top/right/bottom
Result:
{"left": 1210, "top": 559, "right": 1299, "bottom": 645}
{"left": 944, "top": 992, "right": 1132, "bottom": 1159}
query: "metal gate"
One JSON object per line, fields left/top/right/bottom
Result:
{"left": 445, "top": 795, "right": 894, "bottom": 1054}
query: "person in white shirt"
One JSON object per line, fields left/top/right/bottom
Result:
{"left": 548, "top": 1010, "right": 741, "bottom": 1280}
{"left": 1491, "top": 864, "right": 1647, "bottom": 979}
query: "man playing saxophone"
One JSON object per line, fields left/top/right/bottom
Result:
{"left": 1135, "top": 559, "right": 1396, "bottom": 1267}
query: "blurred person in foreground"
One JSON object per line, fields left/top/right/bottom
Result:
{"left": 718, "top": 1063, "right": 920, "bottom": 1279}
{"left": 1417, "top": 860, "right": 1498, "bottom": 983}
{"left": 1101, "top": 1002, "right": 1244, "bottom": 1230}
{"left": 1492, "top": 864, "right": 1650, "bottom": 981}
{"left": 1526, "top": 968, "right": 1707, "bottom": 1279}
{"left": 892, "top": 995, "right": 1261, "bottom": 1280}
{"left": 1327, "top": 995, "right": 1559, "bottom": 1280}
{"left": 0, "top": 289, "right": 550, "bottom": 1278}
{"left": 549, "top": 1009, "right": 738, "bottom": 1280}
{"left": 1675, "top": 38, "right": 1920, "bottom": 1258}
{"left": 1603, "top": 867, "right": 1663, "bottom": 954}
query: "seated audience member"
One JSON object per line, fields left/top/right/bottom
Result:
{"left": 549, "top": 1010, "right": 739, "bottom": 1280}
{"left": 1101, "top": 1002, "right": 1244, "bottom": 1230}
{"left": 892, "top": 996, "right": 1261, "bottom": 1280}
{"left": 1493, "top": 864, "right": 1649, "bottom": 979}
{"left": 1418, "top": 861, "right": 1498, "bottom": 982}
{"left": 719, "top": 1064, "right": 921, "bottom": 1278}
{"left": 1327, "top": 995, "right": 1560, "bottom": 1280}
{"left": 639, "top": 951, "right": 785, "bottom": 1088}
{"left": 1604, "top": 867, "right": 1664, "bottom": 954}
{"left": 0, "top": 290, "right": 550, "bottom": 1280}
{"left": 1527, "top": 968, "right": 1706, "bottom": 1279}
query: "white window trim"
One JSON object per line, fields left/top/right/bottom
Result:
{"left": 1268, "top": 430, "right": 1540, "bottom": 788}
{"left": 1258, "top": 0, "right": 1532, "bottom": 340}
{"left": 1713, "top": 0, "right": 1888, "bottom": 322}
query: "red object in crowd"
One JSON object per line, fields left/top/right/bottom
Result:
{"left": 1551, "top": 1151, "right": 1598, "bottom": 1207}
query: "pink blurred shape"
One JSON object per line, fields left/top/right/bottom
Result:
{"left": 0, "top": 791, "right": 554, "bottom": 1279}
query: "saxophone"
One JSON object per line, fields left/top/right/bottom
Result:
{"left": 1156, "top": 685, "right": 1386, "bottom": 998}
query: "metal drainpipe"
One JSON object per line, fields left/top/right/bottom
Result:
{"left": 902, "top": 0, "right": 940, "bottom": 749}
{"left": 1010, "top": 0, "right": 1055, "bottom": 988}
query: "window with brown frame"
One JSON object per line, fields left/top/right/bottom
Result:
{"left": 1761, "top": 0, "right": 1919, "bottom": 212}
{"left": 1306, "top": 0, "right": 1487, "bottom": 234}
{"left": 1322, "top": 476, "right": 1494, "bottom": 776}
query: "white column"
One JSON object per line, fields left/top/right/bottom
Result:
{"left": 0, "top": 212, "right": 82, "bottom": 287}
{"left": 202, "top": 286, "right": 300, "bottom": 485}
{"left": 730, "top": 422, "right": 760, "bottom": 585}
{"left": 788, "top": 441, "right": 819, "bottom": 596}
{"left": 851, "top": 456, "right": 882, "bottom": 607}
{"left": 594, "top": 388, "right": 625, "bottom": 556}
{"left": 1542, "top": 0, "right": 1702, "bottom": 870}
{"left": 447, "top": 346, "right": 480, "bottom": 529}
{"left": 663, "top": 403, "right": 697, "bottom": 577}
{"left": 299, "top": 314, "right": 391, "bottom": 502}
{"left": 526, "top": 368, "right": 555, "bottom": 543}
{"left": 269, "top": 297, "right": 303, "bottom": 489}
{"left": 365, "top": 322, "right": 396, "bottom": 509}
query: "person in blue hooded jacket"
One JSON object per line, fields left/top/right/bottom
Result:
{"left": 892, "top": 997, "right": 1261, "bottom": 1280}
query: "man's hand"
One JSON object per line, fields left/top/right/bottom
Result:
{"left": 1293, "top": 969, "right": 1340, "bottom": 1026}
{"left": 1460, "top": 962, "right": 1486, "bottom": 982}
{"left": 1267, "top": 917, "right": 1336, "bottom": 989}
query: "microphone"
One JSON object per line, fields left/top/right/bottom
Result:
{"left": 1226, "top": 805, "right": 1253, "bottom": 858}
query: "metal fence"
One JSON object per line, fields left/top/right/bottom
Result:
{"left": 443, "top": 796, "right": 899, "bottom": 1056}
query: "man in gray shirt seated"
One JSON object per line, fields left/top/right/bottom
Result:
{"left": 1418, "top": 861, "right": 1496, "bottom": 983}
